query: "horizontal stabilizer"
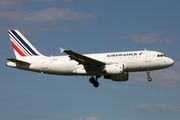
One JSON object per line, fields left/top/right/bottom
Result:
{"left": 6, "top": 58, "right": 31, "bottom": 65}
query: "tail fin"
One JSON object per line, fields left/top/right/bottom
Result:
{"left": 8, "top": 30, "right": 43, "bottom": 59}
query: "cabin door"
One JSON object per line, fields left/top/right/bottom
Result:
{"left": 145, "top": 51, "right": 151, "bottom": 62}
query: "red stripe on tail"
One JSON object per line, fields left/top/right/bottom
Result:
{"left": 11, "top": 41, "right": 26, "bottom": 57}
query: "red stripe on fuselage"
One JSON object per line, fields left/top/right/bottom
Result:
{"left": 11, "top": 41, "right": 26, "bottom": 56}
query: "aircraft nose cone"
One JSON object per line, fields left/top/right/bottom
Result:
{"left": 167, "top": 58, "right": 174, "bottom": 66}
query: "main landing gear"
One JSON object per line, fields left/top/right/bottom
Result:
{"left": 89, "top": 76, "right": 101, "bottom": 88}
{"left": 147, "top": 70, "right": 152, "bottom": 82}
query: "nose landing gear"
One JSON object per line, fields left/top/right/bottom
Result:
{"left": 147, "top": 70, "right": 152, "bottom": 82}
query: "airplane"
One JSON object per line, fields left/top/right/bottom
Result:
{"left": 6, "top": 30, "right": 174, "bottom": 88}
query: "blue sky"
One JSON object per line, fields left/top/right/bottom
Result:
{"left": 0, "top": 0, "right": 180, "bottom": 120}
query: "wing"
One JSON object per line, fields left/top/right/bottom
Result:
{"left": 60, "top": 48, "right": 105, "bottom": 72}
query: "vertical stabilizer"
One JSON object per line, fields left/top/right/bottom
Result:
{"left": 8, "top": 30, "right": 43, "bottom": 59}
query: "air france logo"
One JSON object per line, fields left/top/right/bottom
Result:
{"left": 106, "top": 52, "right": 143, "bottom": 57}
{"left": 139, "top": 52, "right": 143, "bottom": 55}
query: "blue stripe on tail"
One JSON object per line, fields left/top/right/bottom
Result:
{"left": 11, "top": 30, "right": 39, "bottom": 56}
{"left": 9, "top": 31, "right": 32, "bottom": 56}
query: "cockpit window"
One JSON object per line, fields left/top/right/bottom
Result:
{"left": 157, "top": 54, "right": 166, "bottom": 57}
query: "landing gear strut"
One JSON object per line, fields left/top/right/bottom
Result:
{"left": 147, "top": 70, "right": 152, "bottom": 82}
{"left": 89, "top": 76, "right": 100, "bottom": 88}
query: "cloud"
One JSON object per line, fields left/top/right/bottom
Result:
{"left": 0, "top": 0, "right": 21, "bottom": 9}
{"left": 74, "top": 116, "right": 102, "bottom": 120}
{"left": 0, "top": 0, "right": 70, "bottom": 9}
{"left": 137, "top": 104, "right": 180, "bottom": 112}
{"left": 0, "top": 8, "right": 95, "bottom": 23}
{"left": 121, "top": 30, "right": 174, "bottom": 44}
{"left": 27, "top": 8, "right": 95, "bottom": 22}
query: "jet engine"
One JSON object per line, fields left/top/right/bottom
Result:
{"left": 104, "top": 72, "right": 129, "bottom": 82}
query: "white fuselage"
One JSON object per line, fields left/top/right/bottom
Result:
{"left": 7, "top": 50, "right": 174, "bottom": 76}
{"left": 6, "top": 29, "right": 175, "bottom": 87}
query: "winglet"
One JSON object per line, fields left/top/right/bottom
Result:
{"left": 59, "top": 48, "right": 65, "bottom": 53}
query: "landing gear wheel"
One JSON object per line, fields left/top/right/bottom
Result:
{"left": 89, "top": 76, "right": 101, "bottom": 88}
{"left": 93, "top": 81, "right": 99, "bottom": 88}
{"left": 147, "top": 77, "right": 152, "bottom": 82}
{"left": 89, "top": 77, "right": 95, "bottom": 84}
{"left": 146, "top": 70, "right": 152, "bottom": 82}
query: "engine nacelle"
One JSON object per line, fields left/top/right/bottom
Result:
{"left": 103, "top": 64, "right": 124, "bottom": 74}
{"left": 104, "top": 72, "right": 129, "bottom": 82}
